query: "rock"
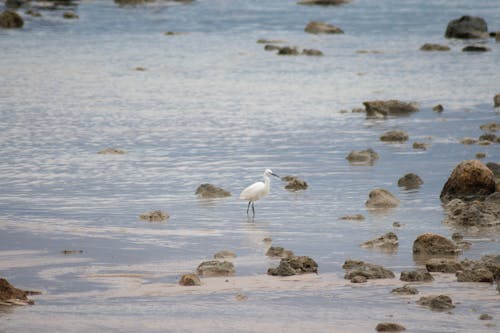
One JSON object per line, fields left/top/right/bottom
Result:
{"left": 412, "top": 234, "right": 460, "bottom": 256}
{"left": 197, "top": 260, "right": 235, "bottom": 277}
{"left": 494, "top": 94, "right": 500, "bottom": 107}
{"left": 351, "top": 275, "right": 368, "bottom": 283}
{"left": 277, "top": 46, "right": 299, "bottom": 56}
{"left": 361, "top": 232, "right": 399, "bottom": 250}
{"left": 346, "top": 148, "right": 379, "bottom": 165}
{"left": 365, "top": 189, "right": 400, "bottom": 208}
{"left": 61, "top": 250, "right": 83, "bottom": 255}
{"left": 420, "top": 43, "right": 450, "bottom": 51}
{"left": 195, "top": 183, "right": 231, "bottom": 198}
{"left": 375, "top": 322, "right": 406, "bottom": 332}
{"left": 462, "top": 45, "right": 490, "bottom": 52}
{"left": 5, "top": 0, "right": 24, "bottom": 9}
{"left": 425, "top": 258, "right": 463, "bottom": 273}
{"left": 445, "top": 16, "right": 489, "bottom": 39}
{"left": 179, "top": 273, "right": 201, "bottom": 286}
{"left": 257, "top": 39, "right": 285, "bottom": 44}
{"left": 363, "top": 100, "right": 419, "bottom": 118}
{"left": 478, "top": 254, "right": 500, "bottom": 280}
{"left": 460, "top": 137, "right": 477, "bottom": 145}
{"left": 480, "top": 122, "right": 500, "bottom": 132}
{"left": 25, "top": 10, "right": 42, "bottom": 17}
{"left": 304, "top": 21, "right": 343, "bottom": 34}
{"left": 213, "top": 250, "right": 236, "bottom": 259}
{"left": 479, "top": 133, "right": 496, "bottom": 142}
{"left": 392, "top": 222, "right": 401, "bottom": 227}
{"left": 62, "top": 11, "right": 78, "bottom": 19}
{"left": 440, "top": 160, "right": 496, "bottom": 203}
{"left": 302, "top": 48, "right": 323, "bottom": 56}
{"left": 139, "top": 210, "right": 169, "bottom": 222}
{"left": 114, "top": 0, "right": 156, "bottom": 4}
{"left": 264, "top": 44, "right": 281, "bottom": 51}
{"left": 0, "top": 10, "right": 24, "bottom": 28}
{"left": 397, "top": 173, "right": 423, "bottom": 189}
{"left": 340, "top": 214, "right": 365, "bottom": 220}
{"left": 265, "top": 246, "right": 294, "bottom": 258}
{"left": 486, "top": 162, "right": 500, "bottom": 178}
{"left": 417, "top": 295, "right": 455, "bottom": 311}
{"left": 456, "top": 268, "right": 494, "bottom": 283}
{"left": 479, "top": 314, "right": 493, "bottom": 320}
{"left": 0, "top": 278, "right": 34, "bottom": 306}
{"left": 164, "top": 31, "right": 186, "bottom": 36}
{"left": 443, "top": 196, "right": 500, "bottom": 227}
{"left": 235, "top": 293, "right": 248, "bottom": 301}
{"left": 97, "top": 148, "right": 126, "bottom": 154}
{"left": 391, "top": 285, "right": 419, "bottom": 295}
{"left": 281, "top": 175, "right": 308, "bottom": 191}
{"left": 298, "top": 0, "right": 352, "bottom": 5}
{"left": 380, "top": 130, "right": 409, "bottom": 142}
{"left": 476, "top": 152, "right": 486, "bottom": 159}
{"left": 433, "top": 104, "right": 444, "bottom": 112}
{"left": 400, "top": 270, "right": 434, "bottom": 282}
{"left": 342, "top": 259, "right": 395, "bottom": 280}
{"left": 412, "top": 142, "right": 429, "bottom": 150}
{"left": 135, "top": 66, "right": 146, "bottom": 71}
{"left": 268, "top": 256, "right": 318, "bottom": 276}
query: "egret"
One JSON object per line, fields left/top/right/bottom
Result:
{"left": 240, "top": 169, "right": 280, "bottom": 217}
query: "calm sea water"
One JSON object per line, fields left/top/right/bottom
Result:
{"left": 0, "top": 0, "right": 499, "bottom": 332}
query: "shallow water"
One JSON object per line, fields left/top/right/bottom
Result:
{"left": 0, "top": 0, "right": 499, "bottom": 332}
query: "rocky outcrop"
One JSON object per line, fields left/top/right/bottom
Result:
{"left": 179, "top": 273, "right": 201, "bottom": 286}
{"left": 445, "top": 16, "right": 488, "bottom": 39}
{"left": 365, "top": 189, "right": 400, "bottom": 208}
{"left": 0, "top": 10, "right": 24, "bottom": 28}
{"left": 0, "top": 278, "right": 35, "bottom": 306}
{"left": 420, "top": 43, "right": 450, "bottom": 51}
{"left": 363, "top": 100, "right": 418, "bottom": 118}
{"left": 139, "top": 210, "right": 169, "bottom": 222}
{"left": 277, "top": 46, "right": 300, "bottom": 55}
{"left": 397, "top": 173, "right": 423, "bottom": 189}
{"left": 196, "top": 260, "right": 235, "bottom": 277}
{"left": 391, "top": 285, "right": 418, "bottom": 295}
{"left": 425, "top": 258, "right": 463, "bottom": 273}
{"left": 361, "top": 232, "right": 398, "bottom": 250}
{"left": 304, "top": 21, "right": 343, "bottom": 34}
{"left": 380, "top": 130, "right": 409, "bottom": 142}
{"left": 342, "top": 260, "right": 395, "bottom": 282}
{"left": 443, "top": 195, "right": 500, "bottom": 227}
{"left": 265, "top": 246, "right": 294, "bottom": 258}
{"left": 462, "top": 45, "right": 490, "bottom": 52}
{"left": 281, "top": 176, "right": 308, "bottom": 191}
{"left": 346, "top": 148, "right": 379, "bottom": 165}
{"left": 267, "top": 256, "right": 318, "bottom": 276}
{"left": 458, "top": 255, "right": 499, "bottom": 282}
{"left": 456, "top": 267, "right": 494, "bottom": 283}
{"left": 195, "top": 184, "right": 231, "bottom": 198}
{"left": 412, "top": 234, "right": 459, "bottom": 256}
{"left": 400, "top": 270, "right": 434, "bottom": 282}
{"left": 375, "top": 323, "right": 406, "bottom": 332}
{"left": 417, "top": 295, "right": 455, "bottom": 311}
{"left": 213, "top": 250, "right": 236, "bottom": 259}
{"left": 440, "top": 160, "right": 496, "bottom": 203}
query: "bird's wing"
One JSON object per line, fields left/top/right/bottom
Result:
{"left": 240, "top": 181, "right": 265, "bottom": 200}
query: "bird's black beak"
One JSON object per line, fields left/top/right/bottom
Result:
{"left": 271, "top": 172, "right": 279, "bottom": 178}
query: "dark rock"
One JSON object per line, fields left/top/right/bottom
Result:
{"left": 440, "top": 160, "right": 496, "bottom": 203}
{"left": 425, "top": 258, "right": 463, "bottom": 273}
{"left": 494, "top": 94, "right": 500, "bottom": 107}
{"left": 179, "top": 273, "right": 201, "bottom": 286}
{"left": 391, "top": 285, "right": 418, "bottom": 295}
{"left": 445, "top": 16, "right": 489, "bottom": 39}
{"left": 444, "top": 197, "right": 500, "bottom": 227}
{"left": 6, "top": 0, "right": 24, "bottom": 9}
{"left": 364, "top": 100, "right": 418, "bottom": 118}
{"left": 264, "top": 44, "right": 281, "bottom": 51}
{"left": 350, "top": 275, "right": 367, "bottom": 283}
{"left": 365, "top": 189, "right": 400, "bottom": 208}
{"left": 460, "top": 137, "right": 477, "bottom": 145}
{"left": 361, "top": 232, "right": 399, "bottom": 250}
{"left": 417, "top": 295, "right": 455, "bottom": 311}
{"left": 139, "top": 210, "right": 169, "bottom": 222}
{"left": 302, "top": 48, "right": 323, "bottom": 56}
{"left": 412, "top": 233, "right": 459, "bottom": 256}
{"left": 375, "top": 322, "right": 406, "bottom": 332}
{"left": 400, "top": 270, "right": 434, "bottom": 282}
{"left": 213, "top": 250, "right": 236, "bottom": 259}
{"left": 281, "top": 176, "right": 308, "bottom": 191}
{"left": 0, "top": 10, "right": 24, "bottom": 28}
{"left": 433, "top": 104, "right": 444, "bottom": 112}
{"left": 342, "top": 259, "right": 395, "bottom": 280}
{"left": 98, "top": 148, "right": 126, "bottom": 154}
{"left": 257, "top": 39, "right": 285, "bottom": 44}
{"left": 0, "top": 278, "right": 34, "bottom": 306}
{"left": 486, "top": 162, "right": 500, "bottom": 178}
{"left": 479, "top": 314, "right": 493, "bottom": 320}
{"left": 346, "top": 148, "right": 379, "bottom": 165}
{"left": 340, "top": 214, "right": 365, "bottom": 220}
{"left": 197, "top": 260, "right": 235, "bottom": 277}
{"left": 61, "top": 250, "right": 83, "bottom": 255}
{"left": 277, "top": 46, "right": 299, "bottom": 55}
{"left": 476, "top": 152, "right": 486, "bottom": 159}
{"left": 462, "top": 45, "right": 490, "bottom": 52}
{"left": 456, "top": 268, "right": 494, "bottom": 283}
{"left": 412, "top": 142, "right": 429, "bottom": 150}
{"left": 268, "top": 256, "right": 318, "bottom": 276}
{"left": 380, "top": 130, "right": 409, "bottom": 142}
{"left": 480, "top": 122, "right": 500, "bottom": 132}
{"left": 195, "top": 183, "right": 231, "bottom": 198}
{"left": 479, "top": 133, "right": 496, "bottom": 142}
{"left": 265, "top": 246, "right": 294, "bottom": 258}
{"left": 25, "top": 10, "right": 42, "bottom": 17}
{"left": 115, "top": 0, "right": 156, "bottom": 4}
{"left": 62, "top": 11, "right": 78, "bottom": 19}
{"left": 397, "top": 173, "right": 423, "bottom": 189}
{"left": 420, "top": 43, "right": 450, "bottom": 51}
{"left": 298, "top": 0, "right": 352, "bottom": 5}
{"left": 304, "top": 21, "right": 343, "bottom": 34}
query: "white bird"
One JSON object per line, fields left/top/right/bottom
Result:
{"left": 240, "top": 169, "right": 280, "bottom": 217}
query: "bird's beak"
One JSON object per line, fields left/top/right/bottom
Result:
{"left": 271, "top": 172, "right": 279, "bottom": 178}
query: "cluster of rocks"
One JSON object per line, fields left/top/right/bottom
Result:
{"left": 264, "top": 44, "right": 324, "bottom": 57}
{"left": 342, "top": 259, "right": 395, "bottom": 283}
{"left": 0, "top": 278, "right": 38, "bottom": 306}
{"left": 460, "top": 122, "right": 500, "bottom": 146}
{"left": 281, "top": 175, "right": 308, "bottom": 191}
{"left": 267, "top": 255, "right": 318, "bottom": 276}
{"left": 1, "top": 0, "right": 81, "bottom": 26}
{"left": 363, "top": 100, "right": 419, "bottom": 118}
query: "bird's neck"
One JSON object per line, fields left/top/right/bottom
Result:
{"left": 264, "top": 175, "right": 270, "bottom": 188}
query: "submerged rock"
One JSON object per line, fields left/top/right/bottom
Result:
{"left": 456, "top": 255, "right": 499, "bottom": 283}
{"left": 0, "top": 278, "right": 35, "bottom": 306}
{"left": 302, "top": 48, "right": 323, "bottom": 56}
{"left": 391, "top": 285, "right": 419, "bottom": 295}
{"left": 425, "top": 258, "right": 463, "bottom": 273}
{"left": 179, "top": 273, "right": 201, "bottom": 286}
{"left": 400, "top": 270, "right": 434, "bottom": 282}
{"left": 340, "top": 214, "right": 365, "bottom": 220}
{"left": 304, "top": 21, "right": 343, "bottom": 34}
{"left": 460, "top": 137, "right": 477, "bottom": 145}
{"left": 445, "top": 15, "right": 488, "bottom": 39}
{"left": 433, "top": 104, "right": 444, "bottom": 112}
{"left": 62, "top": 11, "right": 78, "bottom": 19}
{"left": 380, "top": 130, "right": 409, "bottom": 142}
{"left": 420, "top": 43, "right": 450, "bottom": 51}
{"left": 195, "top": 183, "right": 231, "bottom": 198}
{"left": 440, "top": 160, "right": 496, "bottom": 203}
{"left": 265, "top": 246, "right": 294, "bottom": 258}
{"left": 397, "top": 173, "right": 423, "bottom": 189}
{"left": 412, "top": 233, "right": 459, "bottom": 256}
{"left": 342, "top": 259, "right": 395, "bottom": 282}
{"left": 139, "top": 210, "right": 169, "bottom": 222}
{"left": 417, "top": 295, "right": 455, "bottom": 311}
{"left": 365, "top": 188, "right": 400, "bottom": 208}
{"left": 98, "top": 148, "right": 126, "bottom": 154}
{"left": 0, "top": 10, "right": 24, "bottom": 28}
{"left": 462, "top": 45, "right": 490, "bottom": 52}
{"left": 257, "top": 38, "right": 285, "bottom": 44}
{"left": 494, "top": 94, "right": 500, "bottom": 108}
{"left": 298, "top": 0, "right": 352, "bottom": 5}
{"left": 196, "top": 260, "right": 235, "bottom": 277}
{"left": 213, "top": 250, "right": 236, "bottom": 259}
{"left": 363, "top": 100, "right": 418, "bottom": 118}
{"left": 479, "top": 314, "right": 493, "bottom": 320}
{"left": 281, "top": 176, "right": 308, "bottom": 191}
{"left": 264, "top": 44, "right": 281, "bottom": 51}
{"left": 346, "top": 148, "right": 379, "bottom": 165}
{"left": 375, "top": 322, "right": 406, "bottom": 332}
{"left": 361, "top": 232, "right": 399, "bottom": 250}
{"left": 456, "top": 268, "right": 494, "bottom": 283}
{"left": 267, "top": 256, "right": 318, "bottom": 276}
{"left": 443, "top": 195, "right": 500, "bottom": 227}
{"left": 412, "top": 142, "right": 429, "bottom": 150}
{"left": 277, "top": 46, "right": 300, "bottom": 55}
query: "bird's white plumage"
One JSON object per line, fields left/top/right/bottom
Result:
{"left": 240, "top": 169, "right": 279, "bottom": 217}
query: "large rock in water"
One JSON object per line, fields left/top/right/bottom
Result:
{"left": 417, "top": 295, "right": 455, "bottom": 311}
{"left": 0, "top": 278, "right": 34, "bottom": 305}
{"left": 365, "top": 189, "right": 400, "bottom": 208}
{"left": 267, "top": 256, "right": 318, "bottom": 276}
{"left": 494, "top": 94, "right": 500, "bottom": 108}
{"left": 0, "top": 10, "right": 24, "bottom": 28}
{"left": 361, "top": 232, "right": 399, "bottom": 250}
{"left": 412, "top": 233, "right": 459, "bottom": 256}
{"left": 195, "top": 184, "right": 231, "bottom": 198}
{"left": 443, "top": 194, "right": 500, "bottom": 227}
{"left": 346, "top": 148, "right": 379, "bottom": 165}
{"left": 342, "top": 259, "right": 395, "bottom": 282}
{"left": 363, "top": 100, "right": 419, "bottom": 118}
{"left": 196, "top": 260, "right": 235, "bottom": 277}
{"left": 445, "top": 15, "right": 488, "bottom": 39}
{"left": 304, "top": 21, "right": 344, "bottom": 34}
{"left": 440, "top": 160, "right": 496, "bottom": 203}
{"left": 397, "top": 173, "right": 423, "bottom": 189}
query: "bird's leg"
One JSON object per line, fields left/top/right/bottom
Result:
{"left": 247, "top": 201, "right": 251, "bottom": 215}
{"left": 251, "top": 202, "right": 255, "bottom": 217}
